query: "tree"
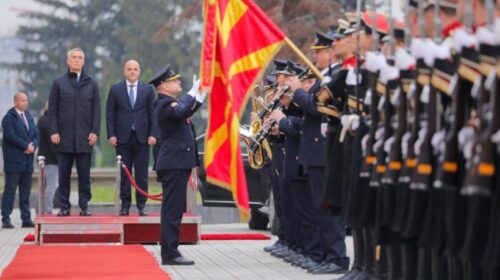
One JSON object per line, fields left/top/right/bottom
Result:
{"left": 7, "top": 0, "right": 125, "bottom": 111}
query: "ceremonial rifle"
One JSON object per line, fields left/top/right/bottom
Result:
{"left": 461, "top": 0, "right": 498, "bottom": 196}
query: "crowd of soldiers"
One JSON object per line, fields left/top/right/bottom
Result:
{"left": 245, "top": 0, "right": 500, "bottom": 279}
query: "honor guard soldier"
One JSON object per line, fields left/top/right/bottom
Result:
{"left": 148, "top": 65, "right": 206, "bottom": 266}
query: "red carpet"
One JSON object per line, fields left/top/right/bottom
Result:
{"left": 201, "top": 233, "right": 271, "bottom": 240}
{"left": 1, "top": 245, "right": 170, "bottom": 280}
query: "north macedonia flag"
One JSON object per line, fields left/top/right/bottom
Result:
{"left": 200, "top": 0, "right": 285, "bottom": 217}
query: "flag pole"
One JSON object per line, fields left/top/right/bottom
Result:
{"left": 284, "top": 37, "right": 325, "bottom": 81}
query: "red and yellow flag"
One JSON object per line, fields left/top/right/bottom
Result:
{"left": 200, "top": 0, "right": 285, "bottom": 217}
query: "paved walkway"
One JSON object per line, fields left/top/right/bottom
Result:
{"left": 0, "top": 210, "right": 353, "bottom": 280}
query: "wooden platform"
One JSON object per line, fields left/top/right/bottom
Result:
{"left": 34, "top": 213, "right": 201, "bottom": 245}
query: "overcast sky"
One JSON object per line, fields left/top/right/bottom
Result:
{"left": 0, "top": 0, "right": 39, "bottom": 37}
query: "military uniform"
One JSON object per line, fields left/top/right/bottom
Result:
{"left": 149, "top": 65, "right": 203, "bottom": 266}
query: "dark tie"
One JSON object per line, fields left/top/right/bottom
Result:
{"left": 129, "top": 85, "right": 136, "bottom": 108}
{"left": 20, "top": 113, "right": 29, "bottom": 130}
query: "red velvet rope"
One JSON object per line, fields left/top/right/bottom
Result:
{"left": 121, "top": 164, "right": 163, "bottom": 201}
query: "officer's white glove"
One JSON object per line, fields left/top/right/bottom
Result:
{"left": 195, "top": 90, "right": 207, "bottom": 103}
{"left": 187, "top": 75, "right": 201, "bottom": 98}
{"left": 320, "top": 122, "right": 328, "bottom": 138}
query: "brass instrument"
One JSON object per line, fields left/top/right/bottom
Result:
{"left": 240, "top": 84, "right": 289, "bottom": 169}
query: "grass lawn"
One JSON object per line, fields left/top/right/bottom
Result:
{"left": 0, "top": 180, "right": 164, "bottom": 204}
{"left": 0, "top": 179, "right": 204, "bottom": 204}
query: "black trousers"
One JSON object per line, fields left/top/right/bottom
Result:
{"left": 56, "top": 152, "right": 92, "bottom": 210}
{"left": 1, "top": 172, "right": 32, "bottom": 224}
{"left": 117, "top": 131, "right": 150, "bottom": 210}
{"left": 270, "top": 167, "right": 286, "bottom": 243}
{"left": 303, "top": 166, "right": 327, "bottom": 263}
{"left": 158, "top": 169, "right": 190, "bottom": 260}
{"left": 281, "top": 178, "right": 299, "bottom": 248}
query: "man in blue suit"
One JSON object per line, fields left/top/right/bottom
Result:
{"left": 1, "top": 92, "right": 40, "bottom": 228}
{"left": 149, "top": 65, "right": 206, "bottom": 266}
{"left": 106, "top": 60, "right": 158, "bottom": 216}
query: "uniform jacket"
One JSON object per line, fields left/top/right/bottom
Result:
{"left": 292, "top": 80, "right": 326, "bottom": 167}
{"left": 106, "top": 80, "right": 159, "bottom": 144}
{"left": 48, "top": 68, "right": 101, "bottom": 154}
{"left": 154, "top": 94, "right": 201, "bottom": 171}
{"left": 278, "top": 104, "right": 306, "bottom": 181}
{"left": 2, "top": 107, "right": 40, "bottom": 173}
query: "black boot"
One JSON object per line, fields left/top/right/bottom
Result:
{"left": 416, "top": 248, "right": 432, "bottom": 280}
{"left": 463, "top": 261, "right": 481, "bottom": 280}
{"left": 387, "top": 241, "right": 403, "bottom": 280}
{"left": 340, "top": 228, "right": 364, "bottom": 280}
{"left": 447, "top": 257, "right": 463, "bottom": 280}
{"left": 431, "top": 250, "right": 448, "bottom": 280}
{"left": 401, "top": 239, "right": 418, "bottom": 280}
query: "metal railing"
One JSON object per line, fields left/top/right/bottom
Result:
{"left": 114, "top": 155, "right": 199, "bottom": 216}
{"left": 37, "top": 156, "right": 46, "bottom": 216}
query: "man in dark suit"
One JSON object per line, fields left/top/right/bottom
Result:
{"left": 48, "top": 47, "right": 100, "bottom": 217}
{"left": 149, "top": 65, "right": 206, "bottom": 266}
{"left": 106, "top": 60, "right": 158, "bottom": 216}
{"left": 1, "top": 92, "right": 40, "bottom": 228}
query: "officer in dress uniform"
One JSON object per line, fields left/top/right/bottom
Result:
{"left": 148, "top": 65, "right": 206, "bottom": 266}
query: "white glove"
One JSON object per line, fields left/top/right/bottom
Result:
{"left": 365, "top": 51, "right": 386, "bottom": 73}
{"left": 494, "top": 18, "right": 500, "bottom": 45}
{"left": 395, "top": 48, "right": 416, "bottom": 71}
{"left": 476, "top": 26, "right": 495, "bottom": 45}
{"left": 410, "top": 38, "right": 426, "bottom": 59}
{"left": 320, "top": 76, "right": 332, "bottom": 87}
{"left": 187, "top": 75, "right": 201, "bottom": 98}
{"left": 320, "top": 122, "right": 328, "bottom": 138}
{"left": 379, "top": 64, "right": 399, "bottom": 84}
{"left": 423, "top": 40, "right": 438, "bottom": 67}
{"left": 195, "top": 90, "right": 208, "bottom": 103}
{"left": 453, "top": 28, "right": 478, "bottom": 52}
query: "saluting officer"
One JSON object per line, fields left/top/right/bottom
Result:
{"left": 148, "top": 65, "right": 206, "bottom": 266}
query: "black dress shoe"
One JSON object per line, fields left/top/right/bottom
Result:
{"left": 79, "top": 209, "right": 91, "bottom": 216}
{"left": 264, "top": 241, "right": 283, "bottom": 253}
{"left": 300, "top": 258, "right": 320, "bottom": 269}
{"left": 57, "top": 209, "right": 70, "bottom": 216}
{"left": 119, "top": 209, "right": 129, "bottom": 216}
{"left": 2, "top": 222, "right": 14, "bottom": 229}
{"left": 21, "top": 220, "right": 35, "bottom": 228}
{"left": 311, "top": 262, "right": 348, "bottom": 274}
{"left": 138, "top": 209, "right": 147, "bottom": 216}
{"left": 162, "top": 256, "right": 195, "bottom": 265}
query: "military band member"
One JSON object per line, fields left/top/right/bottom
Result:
{"left": 148, "top": 65, "right": 206, "bottom": 266}
{"left": 263, "top": 59, "right": 291, "bottom": 255}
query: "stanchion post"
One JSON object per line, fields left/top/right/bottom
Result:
{"left": 186, "top": 167, "right": 198, "bottom": 214}
{"left": 37, "top": 156, "right": 46, "bottom": 216}
{"left": 115, "top": 155, "right": 122, "bottom": 216}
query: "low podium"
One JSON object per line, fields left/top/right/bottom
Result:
{"left": 34, "top": 156, "right": 201, "bottom": 245}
